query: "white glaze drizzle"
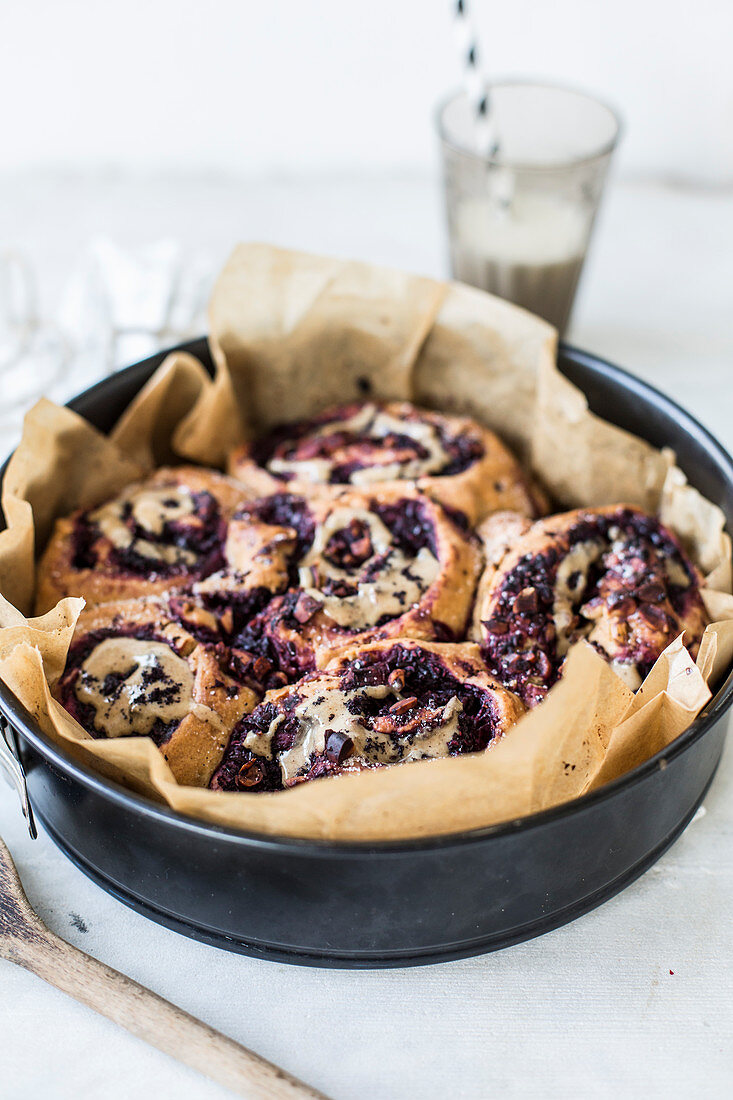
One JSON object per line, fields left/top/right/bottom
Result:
{"left": 553, "top": 539, "right": 604, "bottom": 655}
{"left": 245, "top": 683, "right": 463, "bottom": 783}
{"left": 296, "top": 506, "right": 439, "bottom": 628}
{"left": 89, "top": 485, "right": 197, "bottom": 566}
{"left": 267, "top": 405, "right": 452, "bottom": 484}
{"left": 75, "top": 637, "right": 196, "bottom": 737}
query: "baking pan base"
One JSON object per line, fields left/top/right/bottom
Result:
{"left": 36, "top": 756, "right": 720, "bottom": 969}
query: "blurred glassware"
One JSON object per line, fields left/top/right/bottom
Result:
{"left": 0, "top": 252, "right": 68, "bottom": 439}
{"left": 60, "top": 238, "right": 215, "bottom": 370}
{"left": 1, "top": 239, "right": 217, "bottom": 449}
{"left": 59, "top": 237, "right": 180, "bottom": 377}
{"left": 0, "top": 251, "right": 37, "bottom": 370}
{"left": 437, "top": 81, "right": 621, "bottom": 335}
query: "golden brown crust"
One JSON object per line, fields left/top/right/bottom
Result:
{"left": 228, "top": 401, "right": 544, "bottom": 525}
{"left": 472, "top": 504, "right": 710, "bottom": 706}
{"left": 470, "top": 511, "right": 534, "bottom": 640}
{"left": 35, "top": 466, "right": 250, "bottom": 614}
{"left": 54, "top": 596, "right": 259, "bottom": 787}
{"left": 215, "top": 510, "right": 296, "bottom": 598}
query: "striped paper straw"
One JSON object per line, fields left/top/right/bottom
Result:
{"left": 454, "top": 0, "right": 498, "bottom": 156}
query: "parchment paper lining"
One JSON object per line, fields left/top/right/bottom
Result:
{"left": 0, "top": 243, "right": 730, "bottom": 841}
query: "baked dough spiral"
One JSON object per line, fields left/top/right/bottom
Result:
{"left": 228, "top": 401, "right": 544, "bottom": 525}
{"left": 54, "top": 595, "right": 260, "bottom": 785}
{"left": 210, "top": 638, "right": 526, "bottom": 791}
{"left": 472, "top": 506, "right": 709, "bottom": 706}
{"left": 223, "top": 488, "right": 482, "bottom": 678}
{"left": 36, "top": 466, "right": 250, "bottom": 613}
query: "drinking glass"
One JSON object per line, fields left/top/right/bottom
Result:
{"left": 436, "top": 81, "right": 621, "bottom": 334}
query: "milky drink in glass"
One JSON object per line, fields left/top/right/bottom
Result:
{"left": 438, "top": 83, "right": 620, "bottom": 335}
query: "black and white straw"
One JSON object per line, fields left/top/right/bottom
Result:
{"left": 454, "top": 0, "right": 498, "bottom": 155}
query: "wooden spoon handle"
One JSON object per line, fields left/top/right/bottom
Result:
{"left": 12, "top": 926, "right": 328, "bottom": 1099}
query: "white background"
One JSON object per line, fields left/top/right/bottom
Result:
{"left": 1, "top": 0, "right": 732, "bottom": 181}
{"left": 1, "top": 3, "right": 733, "bottom": 1099}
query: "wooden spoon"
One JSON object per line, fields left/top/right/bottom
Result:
{"left": 0, "top": 835, "right": 329, "bottom": 1099}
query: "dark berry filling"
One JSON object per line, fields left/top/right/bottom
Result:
{"left": 371, "top": 498, "right": 438, "bottom": 558}
{"left": 233, "top": 593, "right": 311, "bottom": 681}
{"left": 210, "top": 643, "right": 502, "bottom": 792}
{"left": 323, "top": 518, "right": 374, "bottom": 568}
{"left": 193, "top": 585, "right": 276, "bottom": 646}
{"left": 213, "top": 643, "right": 288, "bottom": 694}
{"left": 481, "top": 508, "right": 703, "bottom": 706}
{"left": 339, "top": 644, "right": 500, "bottom": 753}
{"left": 72, "top": 490, "right": 227, "bottom": 579}
{"left": 248, "top": 403, "right": 484, "bottom": 483}
{"left": 228, "top": 495, "right": 443, "bottom": 680}
{"left": 438, "top": 501, "right": 470, "bottom": 531}
{"left": 328, "top": 432, "right": 429, "bottom": 483}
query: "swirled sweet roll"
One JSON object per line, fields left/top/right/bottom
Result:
{"left": 36, "top": 467, "right": 252, "bottom": 613}
{"left": 472, "top": 506, "right": 709, "bottom": 707}
{"left": 228, "top": 401, "right": 544, "bottom": 525}
{"left": 210, "top": 639, "right": 526, "bottom": 791}
{"left": 224, "top": 488, "right": 483, "bottom": 679}
{"left": 54, "top": 596, "right": 266, "bottom": 786}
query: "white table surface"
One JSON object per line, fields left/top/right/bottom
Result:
{"left": 1, "top": 171, "right": 732, "bottom": 1099}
